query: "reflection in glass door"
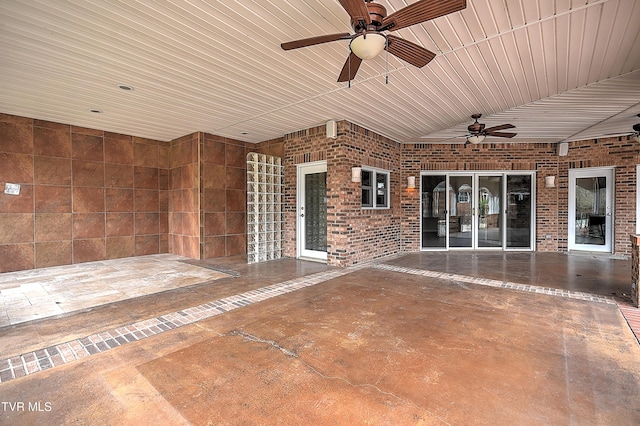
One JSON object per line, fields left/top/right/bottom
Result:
{"left": 421, "top": 175, "right": 446, "bottom": 248}
{"left": 449, "top": 176, "right": 473, "bottom": 248}
{"left": 297, "top": 162, "right": 327, "bottom": 261}
{"left": 477, "top": 175, "right": 502, "bottom": 248}
{"left": 506, "top": 175, "right": 532, "bottom": 248}
{"left": 568, "top": 168, "right": 614, "bottom": 253}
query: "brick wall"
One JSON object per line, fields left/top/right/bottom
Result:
{"left": 402, "top": 136, "right": 640, "bottom": 256}
{"left": 282, "top": 121, "right": 402, "bottom": 267}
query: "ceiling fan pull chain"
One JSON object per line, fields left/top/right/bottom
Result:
{"left": 385, "top": 38, "right": 389, "bottom": 85}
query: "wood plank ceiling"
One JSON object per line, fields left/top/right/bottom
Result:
{"left": 1, "top": 0, "right": 639, "bottom": 144}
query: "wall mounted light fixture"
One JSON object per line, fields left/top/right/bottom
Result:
{"left": 545, "top": 176, "right": 556, "bottom": 188}
{"left": 351, "top": 167, "right": 361, "bottom": 183}
{"left": 407, "top": 176, "right": 416, "bottom": 189}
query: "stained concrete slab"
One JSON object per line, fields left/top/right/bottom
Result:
{"left": 2, "top": 264, "right": 637, "bottom": 425}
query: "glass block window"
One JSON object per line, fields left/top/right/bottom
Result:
{"left": 246, "top": 153, "right": 284, "bottom": 264}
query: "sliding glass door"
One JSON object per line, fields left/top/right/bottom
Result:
{"left": 421, "top": 172, "right": 534, "bottom": 250}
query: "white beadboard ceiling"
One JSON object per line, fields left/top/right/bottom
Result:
{"left": 0, "top": 0, "right": 639, "bottom": 144}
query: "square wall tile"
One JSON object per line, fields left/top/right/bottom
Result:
{"left": 0, "top": 152, "right": 34, "bottom": 184}
{"left": 203, "top": 164, "right": 226, "bottom": 189}
{"left": 0, "top": 121, "right": 33, "bottom": 154}
{"left": 0, "top": 185, "right": 34, "bottom": 213}
{"left": 36, "top": 241, "right": 72, "bottom": 268}
{"left": 203, "top": 236, "right": 225, "bottom": 259}
{"left": 135, "top": 235, "right": 159, "bottom": 256}
{"left": 35, "top": 185, "right": 72, "bottom": 213}
{"left": 35, "top": 213, "right": 72, "bottom": 242}
{"left": 226, "top": 143, "right": 246, "bottom": 168}
{"left": 105, "top": 163, "right": 134, "bottom": 188}
{"left": 72, "top": 160, "right": 104, "bottom": 187}
{"left": 134, "top": 189, "right": 159, "bottom": 212}
{"left": 73, "top": 187, "right": 105, "bottom": 213}
{"left": 106, "top": 236, "right": 135, "bottom": 259}
{"left": 226, "top": 212, "right": 246, "bottom": 235}
{"left": 226, "top": 189, "right": 246, "bottom": 212}
{"left": 105, "top": 188, "right": 134, "bottom": 212}
{"left": 134, "top": 166, "right": 159, "bottom": 189}
{"left": 73, "top": 238, "right": 106, "bottom": 264}
{"left": 203, "top": 189, "right": 226, "bottom": 212}
{"left": 104, "top": 135, "right": 133, "bottom": 164}
{"left": 134, "top": 140, "right": 158, "bottom": 168}
{"left": 0, "top": 213, "right": 34, "bottom": 244}
{"left": 225, "top": 234, "right": 246, "bottom": 256}
{"left": 106, "top": 212, "right": 134, "bottom": 237}
{"left": 203, "top": 139, "right": 225, "bottom": 165}
{"left": 73, "top": 213, "right": 106, "bottom": 239}
{"left": 0, "top": 243, "right": 34, "bottom": 272}
{"left": 33, "top": 126, "right": 71, "bottom": 158}
{"left": 135, "top": 212, "right": 159, "bottom": 235}
{"left": 34, "top": 156, "right": 71, "bottom": 185}
{"left": 72, "top": 134, "right": 104, "bottom": 161}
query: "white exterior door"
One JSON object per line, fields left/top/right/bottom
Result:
{"left": 296, "top": 161, "right": 327, "bottom": 261}
{"left": 568, "top": 167, "right": 614, "bottom": 253}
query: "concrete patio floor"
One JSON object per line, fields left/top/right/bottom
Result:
{"left": 0, "top": 252, "right": 638, "bottom": 425}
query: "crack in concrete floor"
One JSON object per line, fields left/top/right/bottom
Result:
{"left": 226, "top": 329, "right": 452, "bottom": 425}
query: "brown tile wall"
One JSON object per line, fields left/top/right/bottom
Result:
{"left": 282, "top": 121, "right": 402, "bottom": 267}
{"left": 168, "top": 133, "right": 200, "bottom": 258}
{"left": 200, "top": 133, "right": 248, "bottom": 259}
{"left": 0, "top": 113, "right": 169, "bottom": 273}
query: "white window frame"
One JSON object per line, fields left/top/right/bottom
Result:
{"left": 361, "top": 167, "right": 390, "bottom": 210}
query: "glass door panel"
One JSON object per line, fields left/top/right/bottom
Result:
{"left": 304, "top": 172, "right": 327, "bottom": 252}
{"left": 568, "top": 168, "right": 613, "bottom": 252}
{"left": 477, "top": 175, "right": 503, "bottom": 248}
{"left": 506, "top": 175, "right": 532, "bottom": 248}
{"left": 449, "top": 175, "right": 473, "bottom": 248}
{"left": 421, "top": 175, "right": 446, "bottom": 248}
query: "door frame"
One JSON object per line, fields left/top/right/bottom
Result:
{"left": 296, "top": 161, "right": 328, "bottom": 261}
{"left": 568, "top": 166, "right": 615, "bottom": 253}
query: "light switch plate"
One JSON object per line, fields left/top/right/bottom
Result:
{"left": 4, "top": 183, "right": 20, "bottom": 195}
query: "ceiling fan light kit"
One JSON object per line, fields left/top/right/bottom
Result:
{"left": 349, "top": 33, "right": 387, "bottom": 60}
{"left": 281, "top": 0, "right": 467, "bottom": 83}
{"left": 467, "top": 134, "right": 485, "bottom": 144}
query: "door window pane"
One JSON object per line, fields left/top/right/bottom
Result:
{"left": 304, "top": 172, "right": 327, "bottom": 251}
{"left": 449, "top": 176, "right": 473, "bottom": 248}
{"left": 421, "top": 175, "right": 446, "bottom": 248}
{"left": 477, "top": 176, "right": 502, "bottom": 247}
{"left": 506, "top": 175, "right": 532, "bottom": 248}
{"left": 574, "top": 177, "right": 606, "bottom": 246}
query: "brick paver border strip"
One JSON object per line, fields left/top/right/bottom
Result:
{"left": 0, "top": 267, "right": 355, "bottom": 384}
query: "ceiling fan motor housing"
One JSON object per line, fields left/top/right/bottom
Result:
{"left": 352, "top": 2, "right": 387, "bottom": 30}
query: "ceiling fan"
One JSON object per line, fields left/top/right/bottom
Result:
{"left": 465, "top": 113, "right": 517, "bottom": 145}
{"left": 631, "top": 122, "right": 640, "bottom": 142}
{"left": 281, "top": 0, "right": 467, "bottom": 83}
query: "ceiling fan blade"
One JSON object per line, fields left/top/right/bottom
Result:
{"left": 337, "top": 52, "right": 363, "bottom": 82}
{"left": 386, "top": 35, "right": 435, "bottom": 67}
{"left": 281, "top": 33, "right": 351, "bottom": 50}
{"left": 337, "top": 0, "right": 371, "bottom": 25}
{"left": 486, "top": 131, "right": 517, "bottom": 138}
{"left": 483, "top": 123, "right": 515, "bottom": 133}
{"left": 382, "top": 0, "right": 466, "bottom": 31}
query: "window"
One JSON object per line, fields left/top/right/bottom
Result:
{"left": 361, "top": 168, "right": 389, "bottom": 209}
